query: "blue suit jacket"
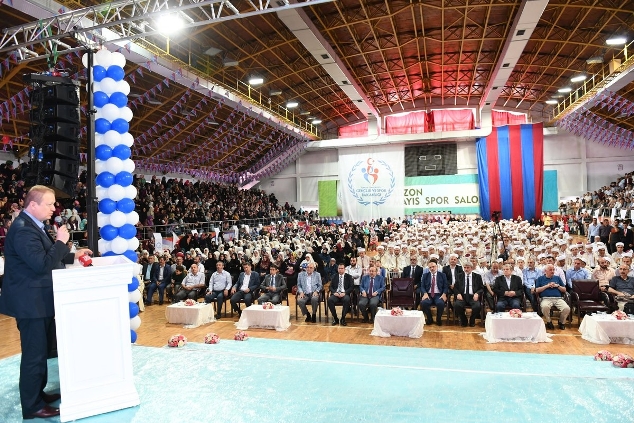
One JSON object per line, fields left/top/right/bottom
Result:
{"left": 418, "top": 271, "right": 449, "bottom": 295}
{"left": 0, "top": 211, "right": 74, "bottom": 319}
{"left": 151, "top": 264, "right": 173, "bottom": 285}
{"left": 360, "top": 274, "right": 386, "bottom": 298}
{"left": 233, "top": 272, "right": 260, "bottom": 292}
{"left": 297, "top": 270, "right": 323, "bottom": 294}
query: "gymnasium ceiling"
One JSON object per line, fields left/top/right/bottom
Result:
{"left": 0, "top": 0, "right": 633, "bottom": 180}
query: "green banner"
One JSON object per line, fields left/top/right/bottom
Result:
{"left": 318, "top": 180, "right": 338, "bottom": 216}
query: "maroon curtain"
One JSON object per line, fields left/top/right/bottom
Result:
{"left": 492, "top": 110, "right": 527, "bottom": 126}
{"left": 338, "top": 121, "right": 368, "bottom": 138}
{"left": 385, "top": 111, "right": 428, "bottom": 134}
{"left": 432, "top": 109, "right": 474, "bottom": 131}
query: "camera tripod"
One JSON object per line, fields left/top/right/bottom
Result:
{"left": 490, "top": 218, "right": 509, "bottom": 265}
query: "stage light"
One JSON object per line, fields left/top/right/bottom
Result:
{"left": 606, "top": 37, "right": 627, "bottom": 45}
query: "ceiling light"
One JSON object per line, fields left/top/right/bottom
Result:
{"left": 312, "top": 119, "right": 322, "bottom": 124}
{"left": 223, "top": 58, "right": 239, "bottom": 67}
{"left": 606, "top": 37, "right": 627, "bottom": 45}
{"left": 248, "top": 76, "right": 264, "bottom": 86}
{"left": 557, "top": 87, "right": 572, "bottom": 93}
{"left": 206, "top": 120, "right": 219, "bottom": 126}
{"left": 300, "top": 110, "right": 310, "bottom": 115}
{"left": 286, "top": 101, "right": 298, "bottom": 108}
{"left": 570, "top": 75, "right": 587, "bottom": 83}
{"left": 545, "top": 100, "right": 558, "bottom": 105}
{"left": 147, "top": 98, "right": 161, "bottom": 105}
{"left": 586, "top": 56, "right": 604, "bottom": 64}
{"left": 203, "top": 47, "right": 222, "bottom": 56}
{"left": 269, "top": 89, "right": 282, "bottom": 96}
{"left": 156, "top": 14, "right": 184, "bottom": 36}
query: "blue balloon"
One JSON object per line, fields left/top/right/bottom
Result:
{"left": 129, "top": 301, "right": 139, "bottom": 318}
{"left": 117, "top": 198, "right": 135, "bottom": 213}
{"left": 95, "top": 118, "right": 111, "bottom": 134}
{"left": 118, "top": 224, "right": 137, "bottom": 240}
{"left": 102, "top": 251, "right": 116, "bottom": 257}
{"left": 115, "top": 171, "right": 133, "bottom": 187}
{"left": 111, "top": 118, "right": 129, "bottom": 134}
{"left": 94, "top": 91, "right": 109, "bottom": 108}
{"left": 112, "top": 144, "right": 131, "bottom": 160}
{"left": 109, "top": 92, "right": 128, "bottom": 108}
{"left": 129, "top": 276, "right": 139, "bottom": 292}
{"left": 98, "top": 198, "right": 117, "bottom": 214}
{"left": 95, "top": 144, "right": 113, "bottom": 161}
{"left": 106, "top": 65, "right": 125, "bottom": 81}
{"left": 99, "top": 224, "right": 118, "bottom": 241}
{"left": 92, "top": 65, "right": 107, "bottom": 82}
{"left": 96, "top": 171, "right": 115, "bottom": 188}
{"left": 124, "top": 250, "right": 138, "bottom": 263}
{"left": 131, "top": 329, "right": 137, "bottom": 343}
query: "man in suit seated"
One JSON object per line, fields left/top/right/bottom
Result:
{"left": 453, "top": 261, "right": 484, "bottom": 327}
{"left": 146, "top": 255, "right": 173, "bottom": 305}
{"left": 419, "top": 259, "right": 449, "bottom": 326}
{"left": 535, "top": 264, "right": 570, "bottom": 330}
{"left": 297, "top": 262, "right": 323, "bottom": 323}
{"left": 257, "top": 264, "right": 286, "bottom": 305}
{"left": 230, "top": 261, "right": 260, "bottom": 316}
{"left": 402, "top": 255, "right": 424, "bottom": 292}
{"left": 493, "top": 264, "right": 523, "bottom": 312}
{"left": 204, "top": 261, "right": 232, "bottom": 319}
{"left": 327, "top": 263, "right": 354, "bottom": 326}
{"left": 358, "top": 265, "right": 386, "bottom": 323}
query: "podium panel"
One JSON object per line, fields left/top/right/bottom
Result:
{"left": 53, "top": 256, "right": 140, "bottom": 422}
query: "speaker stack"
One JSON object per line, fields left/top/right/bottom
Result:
{"left": 26, "top": 73, "right": 81, "bottom": 198}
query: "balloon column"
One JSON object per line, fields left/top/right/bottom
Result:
{"left": 83, "top": 48, "right": 141, "bottom": 343}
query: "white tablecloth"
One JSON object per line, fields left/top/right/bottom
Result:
{"left": 235, "top": 305, "right": 291, "bottom": 331}
{"left": 165, "top": 302, "right": 215, "bottom": 328}
{"left": 481, "top": 312, "right": 552, "bottom": 343}
{"left": 370, "top": 309, "right": 425, "bottom": 338}
{"left": 579, "top": 314, "right": 634, "bottom": 344}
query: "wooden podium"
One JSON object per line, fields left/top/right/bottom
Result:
{"left": 52, "top": 256, "right": 140, "bottom": 422}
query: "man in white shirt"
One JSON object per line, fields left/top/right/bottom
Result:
{"left": 204, "top": 261, "right": 232, "bottom": 319}
{"left": 174, "top": 263, "right": 205, "bottom": 302}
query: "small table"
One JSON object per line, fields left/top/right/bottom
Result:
{"left": 165, "top": 302, "right": 215, "bottom": 328}
{"left": 481, "top": 312, "right": 552, "bottom": 343}
{"left": 579, "top": 314, "right": 634, "bottom": 344}
{"left": 235, "top": 305, "right": 291, "bottom": 331}
{"left": 371, "top": 309, "right": 425, "bottom": 338}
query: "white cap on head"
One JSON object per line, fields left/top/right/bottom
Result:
{"left": 616, "top": 242, "right": 624, "bottom": 247}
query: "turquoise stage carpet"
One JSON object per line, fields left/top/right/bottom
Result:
{"left": 1, "top": 338, "right": 633, "bottom": 422}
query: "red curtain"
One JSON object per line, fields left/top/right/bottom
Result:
{"left": 338, "top": 121, "right": 368, "bottom": 138}
{"left": 432, "top": 109, "right": 474, "bottom": 131}
{"left": 385, "top": 111, "right": 428, "bottom": 134}
{"left": 492, "top": 110, "right": 527, "bottom": 126}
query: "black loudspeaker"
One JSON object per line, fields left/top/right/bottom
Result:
{"left": 40, "top": 173, "right": 78, "bottom": 199}
{"left": 30, "top": 84, "right": 79, "bottom": 105}
{"left": 42, "top": 140, "right": 79, "bottom": 160}
{"left": 41, "top": 157, "right": 79, "bottom": 178}
{"left": 30, "top": 105, "right": 80, "bottom": 124}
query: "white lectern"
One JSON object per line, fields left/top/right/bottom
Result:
{"left": 53, "top": 256, "right": 140, "bottom": 422}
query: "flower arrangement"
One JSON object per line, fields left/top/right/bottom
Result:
{"left": 168, "top": 334, "right": 187, "bottom": 347}
{"left": 594, "top": 350, "right": 613, "bottom": 361}
{"left": 204, "top": 333, "right": 219, "bottom": 344}
{"left": 234, "top": 331, "right": 249, "bottom": 341}
{"left": 612, "top": 310, "right": 628, "bottom": 320}
{"left": 391, "top": 307, "right": 403, "bottom": 316}
{"left": 509, "top": 309, "right": 522, "bottom": 318}
{"left": 184, "top": 299, "right": 197, "bottom": 306}
{"left": 612, "top": 353, "right": 634, "bottom": 368}
{"left": 262, "top": 302, "right": 275, "bottom": 309}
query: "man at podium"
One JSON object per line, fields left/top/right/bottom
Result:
{"left": 0, "top": 185, "right": 92, "bottom": 420}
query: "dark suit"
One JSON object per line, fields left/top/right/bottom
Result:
{"left": 418, "top": 271, "right": 449, "bottom": 323}
{"left": 0, "top": 211, "right": 75, "bottom": 417}
{"left": 146, "top": 264, "right": 173, "bottom": 305}
{"left": 453, "top": 272, "right": 484, "bottom": 325}
{"left": 623, "top": 227, "right": 634, "bottom": 250}
{"left": 327, "top": 272, "right": 353, "bottom": 320}
{"left": 442, "top": 264, "right": 464, "bottom": 288}
{"left": 257, "top": 274, "right": 287, "bottom": 304}
{"left": 359, "top": 274, "right": 386, "bottom": 320}
{"left": 230, "top": 271, "right": 260, "bottom": 313}
{"left": 141, "top": 261, "right": 158, "bottom": 282}
{"left": 402, "top": 264, "right": 424, "bottom": 290}
{"left": 493, "top": 274, "right": 524, "bottom": 312}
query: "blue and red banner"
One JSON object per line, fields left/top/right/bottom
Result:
{"left": 476, "top": 123, "right": 543, "bottom": 221}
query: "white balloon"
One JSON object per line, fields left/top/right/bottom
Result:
{"left": 95, "top": 49, "right": 112, "bottom": 68}
{"left": 122, "top": 159, "right": 135, "bottom": 174}
{"left": 105, "top": 157, "right": 124, "bottom": 174}
{"left": 120, "top": 107, "right": 133, "bottom": 122}
{"left": 125, "top": 210, "right": 140, "bottom": 225}
{"left": 129, "top": 315, "right": 142, "bottom": 331}
{"left": 124, "top": 185, "right": 138, "bottom": 199}
{"left": 117, "top": 80, "right": 131, "bottom": 96}
{"left": 109, "top": 210, "right": 127, "bottom": 227}
{"left": 95, "top": 160, "right": 106, "bottom": 175}
{"left": 92, "top": 81, "right": 101, "bottom": 92}
{"left": 82, "top": 53, "right": 89, "bottom": 68}
{"left": 111, "top": 51, "right": 127, "bottom": 68}
{"left": 120, "top": 133, "right": 134, "bottom": 147}
{"left": 128, "top": 237, "right": 140, "bottom": 251}
{"left": 104, "top": 130, "right": 122, "bottom": 148}
{"left": 101, "top": 103, "right": 120, "bottom": 122}
{"left": 97, "top": 238, "right": 111, "bottom": 254}
{"left": 108, "top": 184, "right": 126, "bottom": 202}
{"left": 95, "top": 134, "right": 105, "bottom": 146}
{"left": 111, "top": 237, "right": 128, "bottom": 254}
{"left": 96, "top": 186, "right": 108, "bottom": 200}
{"left": 100, "top": 77, "right": 118, "bottom": 96}
{"left": 96, "top": 211, "right": 110, "bottom": 227}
